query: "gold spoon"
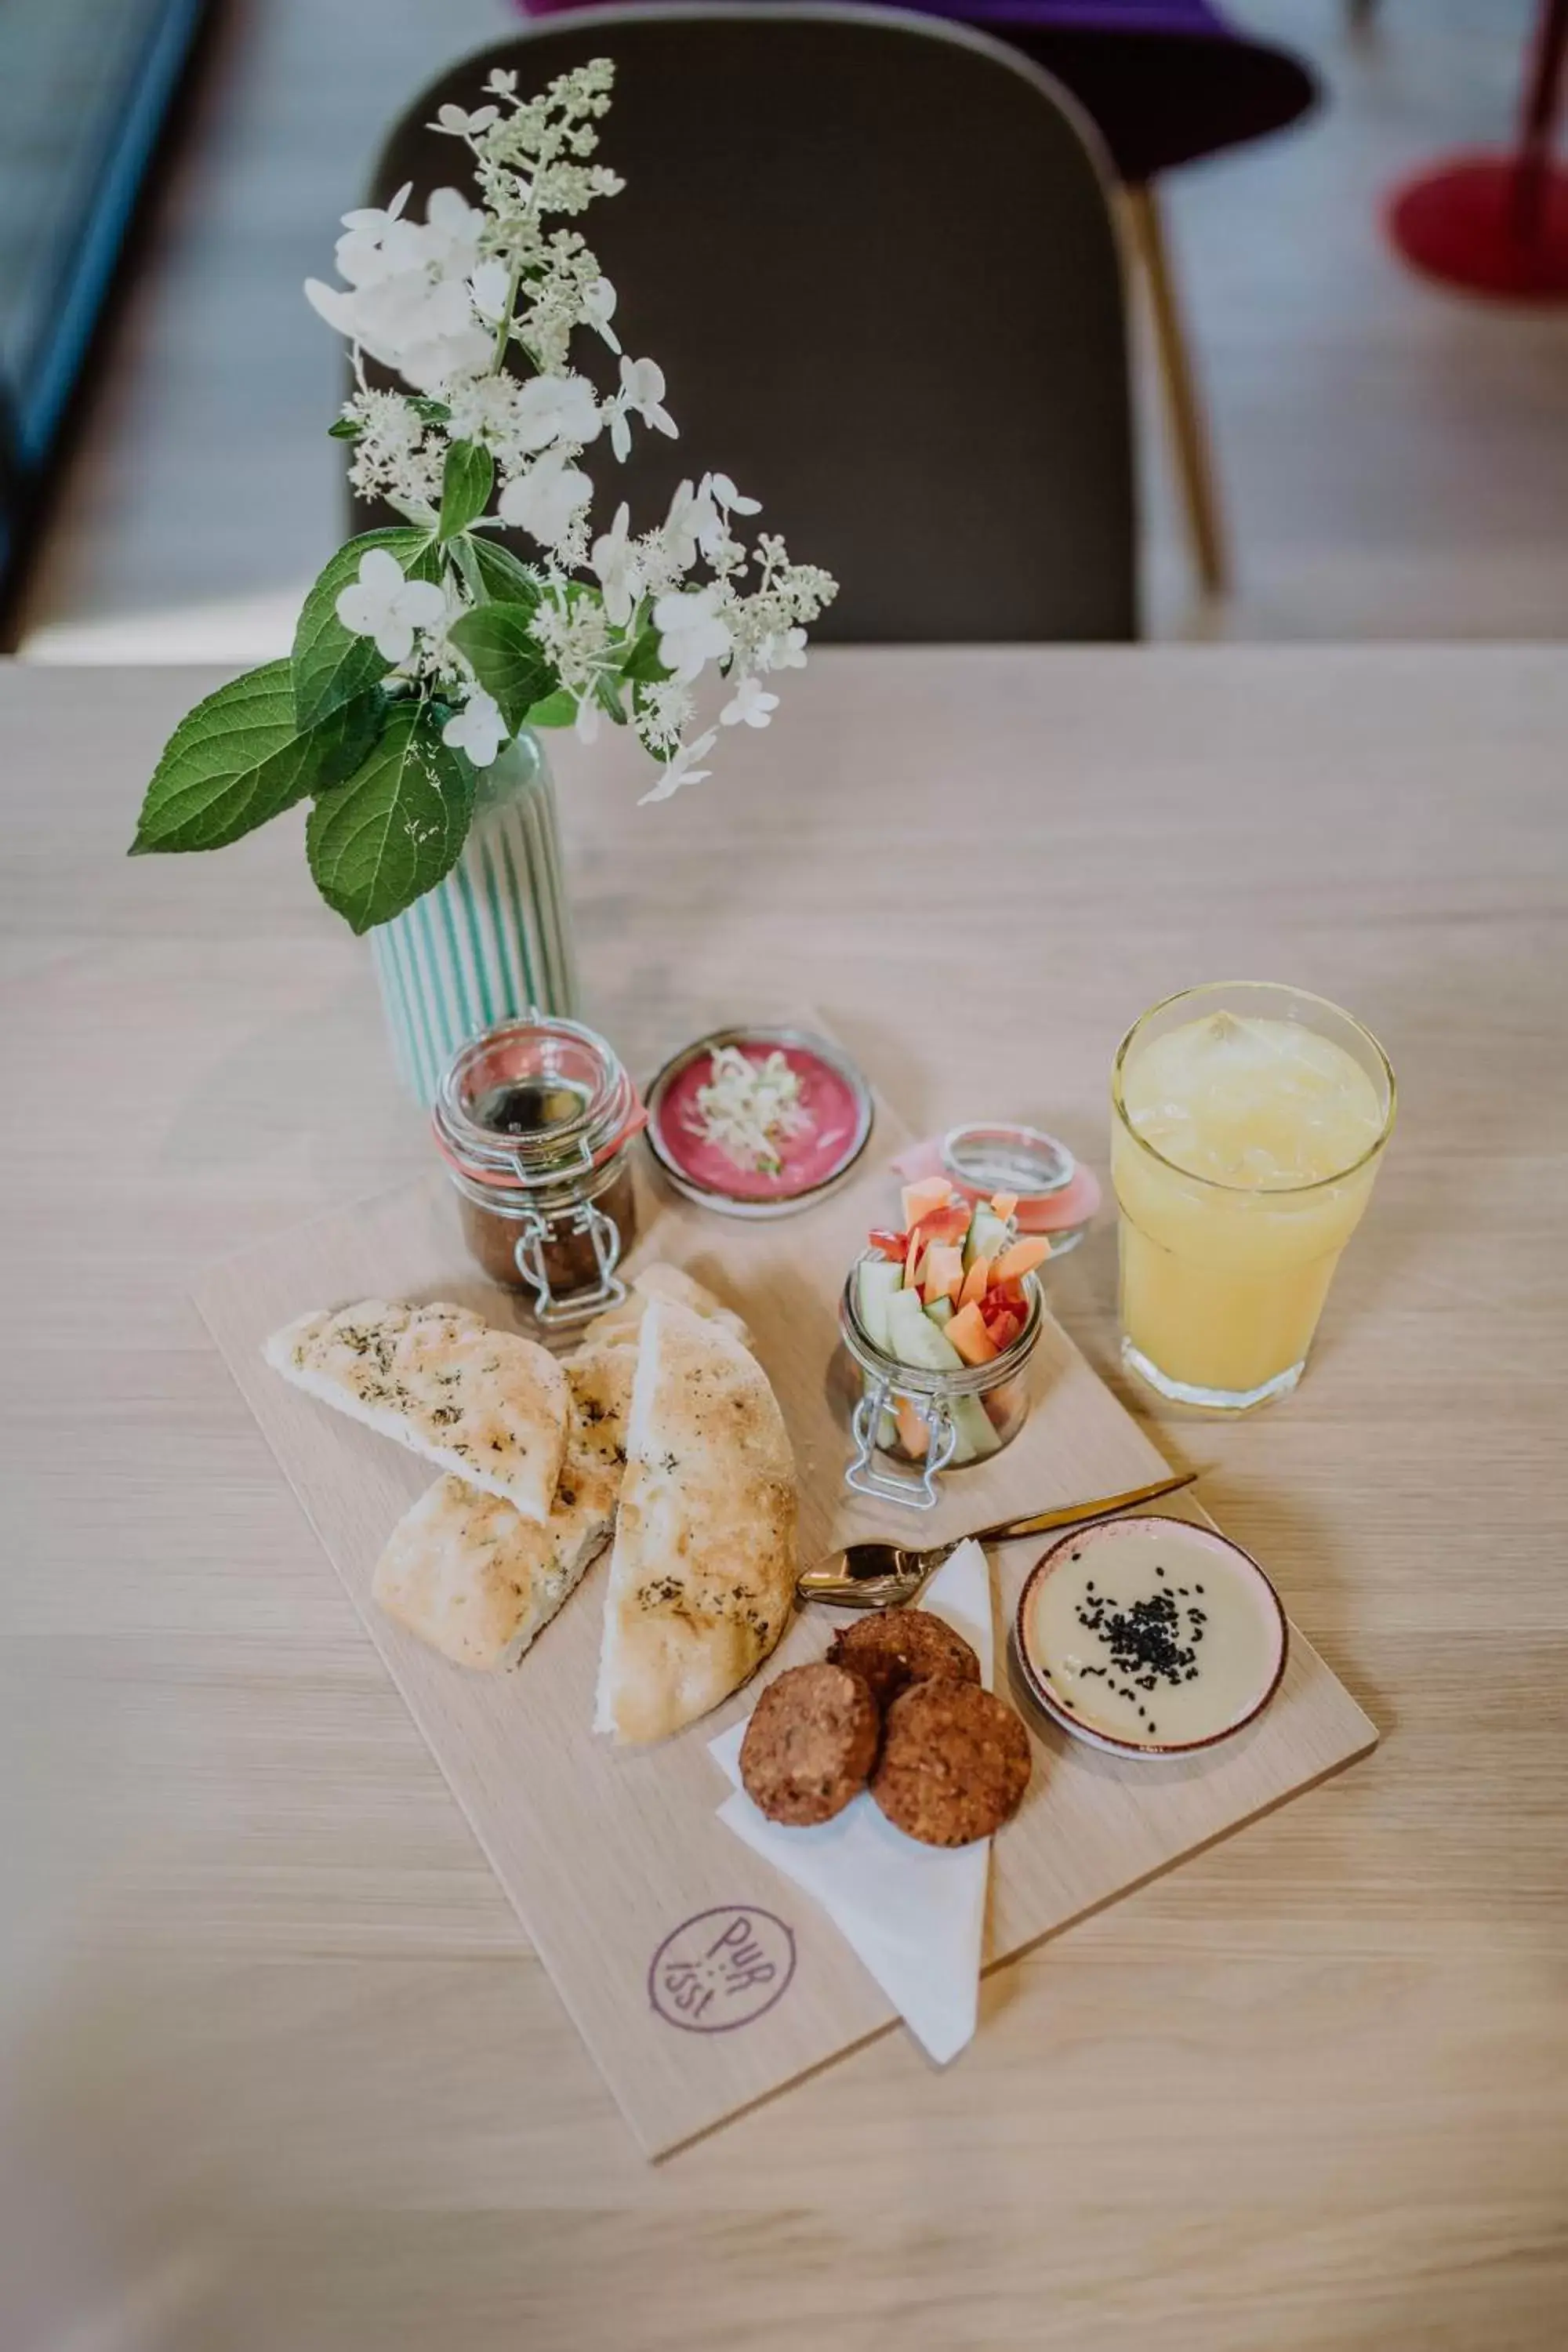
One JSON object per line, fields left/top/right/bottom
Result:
{"left": 796, "top": 1471, "right": 1199, "bottom": 1610}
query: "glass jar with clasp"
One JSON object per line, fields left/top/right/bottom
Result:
{"left": 433, "top": 1014, "right": 645, "bottom": 1329}
{"left": 837, "top": 1256, "right": 1045, "bottom": 1509}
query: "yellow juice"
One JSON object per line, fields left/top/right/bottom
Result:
{"left": 1112, "top": 994, "right": 1393, "bottom": 1405}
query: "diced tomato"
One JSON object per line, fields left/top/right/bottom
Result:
{"left": 989, "top": 1277, "right": 1027, "bottom": 1310}
{"left": 903, "top": 1233, "right": 924, "bottom": 1292}
{"left": 910, "top": 1203, "right": 971, "bottom": 1248}
{"left": 981, "top": 1306, "right": 1022, "bottom": 1350}
{"left": 868, "top": 1228, "right": 907, "bottom": 1261}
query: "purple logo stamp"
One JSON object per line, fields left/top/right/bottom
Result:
{"left": 648, "top": 1906, "right": 797, "bottom": 2033}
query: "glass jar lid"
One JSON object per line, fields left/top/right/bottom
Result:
{"left": 432, "top": 1014, "right": 644, "bottom": 1194}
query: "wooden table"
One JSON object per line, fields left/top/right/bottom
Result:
{"left": 2, "top": 649, "right": 1565, "bottom": 2350}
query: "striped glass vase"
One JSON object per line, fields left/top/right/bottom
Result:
{"left": 368, "top": 728, "right": 579, "bottom": 1102}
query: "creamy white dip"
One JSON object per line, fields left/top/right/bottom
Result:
{"left": 1022, "top": 1515, "right": 1284, "bottom": 1751}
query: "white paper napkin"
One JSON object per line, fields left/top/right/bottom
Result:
{"left": 710, "top": 1539, "right": 994, "bottom": 2063}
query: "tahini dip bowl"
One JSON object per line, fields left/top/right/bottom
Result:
{"left": 1012, "top": 1513, "right": 1288, "bottom": 1759}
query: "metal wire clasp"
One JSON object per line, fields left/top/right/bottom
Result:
{"left": 512, "top": 1200, "right": 627, "bottom": 1329}
{"left": 844, "top": 1377, "right": 958, "bottom": 1510}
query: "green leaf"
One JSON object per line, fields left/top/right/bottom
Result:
{"left": 130, "top": 662, "right": 383, "bottom": 855}
{"left": 408, "top": 396, "right": 451, "bottom": 424}
{"left": 437, "top": 440, "right": 494, "bottom": 542}
{"left": 462, "top": 534, "right": 543, "bottom": 608}
{"left": 621, "top": 621, "right": 671, "bottom": 685}
{"left": 327, "top": 416, "right": 361, "bottom": 441}
{"left": 446, "top": 601, "right": 554, "bottom": 731}
{"left": 292, "top": 528, "right": 441, "bottom": 730}
{"left": 305, "top": 700, "right": 474, "bottom": 934}
{"left": 524, "top": 688, "right": 577, "bottom": 728}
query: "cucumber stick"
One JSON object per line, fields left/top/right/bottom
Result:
{"left": 925, "top": 1296, "right": 955, "bottom": 1329}
{"left": 881, "top": 1288, "right": 1001, "bottom": 1466}
{"left": 885, "top": 1287, "right": 964, "bottom": 1373}
{"left": 856, "top": 1258, "right": 903, "bottom": 1352}
{"left": 963, "top": 1204, "right": 1011, "bottom": 1272}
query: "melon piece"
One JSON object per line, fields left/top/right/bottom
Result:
{"left": 992, "top": 1236, "right": 1050, "bottom": 1284}
{"left": 901, "top": 1177, "right": 952, "bottom": 1229}
{"left": 957, "top": 1255, "right": 991, "bottom": 1312}
{"left": 946, "top": 1301, "right": 1000, "bottom": 1366}
{"left": 894, "top": 1395, "right": 931, "bottom": 1459}
{"left": 921, "top": 1243, "right": 964, "bottom": 1305}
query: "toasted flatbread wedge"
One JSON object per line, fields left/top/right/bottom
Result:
{"left": 582, "top": 1261, "right": 753, "bottom": 1354}
{"left": 594, "top": 1298, "right": 797, "bottom": 1744}
{"left": 264, "top": 1298, "right": 568, "bottom": 1523}
{"left": 372, "top": 1345, "right": 637, "bottom": 1671}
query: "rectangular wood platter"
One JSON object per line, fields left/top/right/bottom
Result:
{"left": 194, "top": 1082, "right": 1376, "bottom": 2158}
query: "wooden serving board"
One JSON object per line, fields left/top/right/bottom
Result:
{"left": 194, "top": 1088, "right": 1376, "bottom": 2158}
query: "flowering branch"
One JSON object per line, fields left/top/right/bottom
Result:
{"left": 129, "top": 59, "right": 837, "bottom": 932}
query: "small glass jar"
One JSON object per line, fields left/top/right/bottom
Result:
{"left": 939, "top": 1121, "right": 1098, "bottom": 1257}
{"left": 433, "top": 1014, "right": 645, "bottom": 1328}
{"left": 837, "top": 1258, "right": 1044, "bottom": 1510}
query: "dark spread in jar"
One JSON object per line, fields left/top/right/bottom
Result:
{"left": 433, "top": 1017, "right": 644, "bottom": 1324}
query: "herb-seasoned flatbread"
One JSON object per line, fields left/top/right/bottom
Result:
{"left": 372, "top": 1345, "right": 637, "bottom": 1671}
{"left": 594, "top": 1298, "right": 797, "bottom": 1744}
{"left": 263, "top": 1298, "right": 568, "bottom": 1522}
{"left": 582, "top": 1261, "right": 753, "bottom": 1353}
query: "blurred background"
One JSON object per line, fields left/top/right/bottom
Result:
{"left": 2, "top": 0, "right": 1567, "bottom": 659}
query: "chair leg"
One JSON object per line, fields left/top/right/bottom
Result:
{"left": 1123, "top": 181, "right": 1229, "bottom": 600}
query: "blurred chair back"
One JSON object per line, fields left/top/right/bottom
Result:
{"left": 358, "top": 4, "right": 1137, "bottom": 641}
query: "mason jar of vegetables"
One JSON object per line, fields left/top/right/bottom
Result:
{"left": 837, "top": 1178, "right": 1051, "bottom": 1508}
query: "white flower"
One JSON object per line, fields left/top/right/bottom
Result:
{"left": 638, "top": 728, "right": 718, "bottom": 806}
{"left": 432, "top": 102, "right": 499, "bottom": 136}
{"left": 573, "top": 694, "right": 602, "bottom": 746}
{"left": 442, "top": 686, "right": 507, "bottom": 767}
{"left": 653, "top": 586, "right": 732, "bottom": 683}
{"left": 589, "top": 502, "right": 637, "bottom": 627}
{"left": 512, "top": 372, "right": 602, "bottom": 452}
{"left": 758, "top": 625, "right": 808, "bottom": 672}
{"left": 419, "top": 186, "right": 485, "bottom": 274}
{"left": 720, "top": 674, "right": 779, "bottom": 729}
{"left": 306, "top": 187, "right": 489, "bottom": 392}
{"left": 709, "top": 472, "right": 760, "bottom": 518}
{"left": 582, "top": 276, "right": 621, "bottom": 351}
{"left": 467, "top": 258, "right": 512, "bottom": 321}
{"left": 332, "top": 185, "right": 416, "bottom": 286}
{"left": 335, "top": 546, "right": 446, "bottom": 664}
{"left": 608, "top": 355, "right": 677, "bottom": 461}
{"left": 498, "top": 451, "right": 593, "bottom": 545}
{"left": 658, "top": 477, "right": 703, "bottom": 572}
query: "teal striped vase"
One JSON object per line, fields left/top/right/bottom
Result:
{"left": 368, "top": 728, "right": 579, "bottom": 1103}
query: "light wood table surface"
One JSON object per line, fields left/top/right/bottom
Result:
{"left": 2, "top": 648, "right": 1565, "bottom": 2351}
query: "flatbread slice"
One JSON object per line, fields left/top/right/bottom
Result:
{"left": 372, "top": 1345, "right": 637, "bottom": 1671}
{"left": 594, "top": 1298, "right": 797, "bottom": 1744}
{"left": 582, "top": 1261, "right": 753, "bottom": 1354}
{"left": 263, "top": 1298, "right": 568, "bottom": 1522}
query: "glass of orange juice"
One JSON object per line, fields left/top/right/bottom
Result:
{"left": 1111, "top": 984, "right": 1396, "bottom": 1410}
